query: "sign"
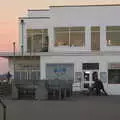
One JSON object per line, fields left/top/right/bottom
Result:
{"left": 108, "top": 63, "right": 120, "bottom": 69}
{"left": 54, "top": 67, "right": 66, "bottom": 76}
{"left": 100, "top": 72, "right": 107, "bottom": 83}
{"left": 75, "top": 72, "right": 82, "bottom": 82}
{"left": 82, "top": 63, "right": 99, "bottom": 70}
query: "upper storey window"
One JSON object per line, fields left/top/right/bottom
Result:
{"left": 55, "top": 27, "right": 85, "bottom": 47}
{"left": 91, "top": 26, "right": 100, "bottom": 51}
{"left": 106, "top": 26, "right": 120, "bottom": 46}
{"left": 27, "top": 29, "right": 48, "bottom": 52}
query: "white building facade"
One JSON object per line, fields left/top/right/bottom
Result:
{"left": 3, "top": 5, "right": 120, "bottom": 95}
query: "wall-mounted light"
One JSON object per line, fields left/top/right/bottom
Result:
{"left": 108, "top": 39, "right": 111, "bottom": 45}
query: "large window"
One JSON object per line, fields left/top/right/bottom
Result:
{"left": 14, "top": 71, "right": 40, "bottom": 81}
{"left": 55, "top": 27, "right": 85, "bottom": 47}
{"left": 27, "top": 29, "right": 48, "bottom": 52}
{"left": 15, "top": 61, "right": 40, "bottom": 81}
{"left": 106, "top": 26, "right": 120, "bottom": 46}
{"left": 108, "top": 69, "right": 120, "bottom": 84}
{"left": 46, "top": 64, "right": 74, "bottom": 80}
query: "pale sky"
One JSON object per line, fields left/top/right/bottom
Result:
{"left": 0, "top": 0, "right": 120, "bottom": 73}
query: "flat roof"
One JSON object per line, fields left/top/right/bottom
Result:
{"left": 19, "top": 4, "right": 120, "bottom": 20}
{"left": 26, "top": 4, "right": 120, "bottom": 12}
{"left": 50, "top": 4, "right": 120, "bottom": 8}
{"left": 28, "top": 9, "right": 49, "bottom": 11}
{"left": 19, "top": 17, "right": 50, "bottom": 19}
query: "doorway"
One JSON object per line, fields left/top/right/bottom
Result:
{"left": 83, "top": 70, "right": 98, "bottom": 89}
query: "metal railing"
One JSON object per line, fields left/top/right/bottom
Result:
{"left": 0, "top": 98, "right": 7, "bottom": 120}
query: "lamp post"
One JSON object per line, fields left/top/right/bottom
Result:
{"left": 12, "top": 42, "right": 17, "bottom": 99}
{"left": 0, "top": 98, "right": 7, "bottom": 120}
{"left": 13, "top": 42, "right": 16, "bottom": 80}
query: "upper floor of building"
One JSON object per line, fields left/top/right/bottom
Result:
{"left": 19, "top": 4, "right": 120, "bottom": 53}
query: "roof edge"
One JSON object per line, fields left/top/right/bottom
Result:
{"left": 28, "top": 9, "right": 49, "bottom": 11}
{"left": 19, "top": 17, "right": 50, "bottom": 20}
{"left": 50, "top": 4, "right": 120, "bottom": 8}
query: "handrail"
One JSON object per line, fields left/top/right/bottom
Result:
{"left": 0, "top": 98, "right": 7, "bottom": 120}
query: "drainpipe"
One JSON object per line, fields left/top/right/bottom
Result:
{"left": 20, "top": 19, "right": 24, "bottom": 56}
{"left": 0, "top": 99, "right": 7, "bottom": 120}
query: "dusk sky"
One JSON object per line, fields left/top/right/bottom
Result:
{"left": 0, "top": 0, "right": 120, "bottom": 73}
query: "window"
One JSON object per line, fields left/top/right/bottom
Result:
{"left": 55, "top": 27, "right": 85, "bottom": 47}
{"left": 27, "top": 29, "right": 48, "bottom": 52}
{"left": 14, "top": 71, "right": 40, "bottom": 81}
{"left": 55, "top": 27, "right": 69, "bottom": 46}
{"left": 15, "top": 63, "right": 40, "bottom": 70}
{"left": 91, "top": 26, "right": 100, "bottom": 51}
{"left": 70, "top": 27, "right": 85, "bottom": 46}
{"left": 106, "top": 26, "right": 120, "bottom": 46}
{"left": 46, "top": 64, "right": 74, "bottom": 80}
{"left": 108, "top": 69, "right": 120, "bottom": 84}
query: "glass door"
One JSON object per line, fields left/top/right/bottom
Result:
{"left": 83, "top": 70, "right": 98, "bottom": 89}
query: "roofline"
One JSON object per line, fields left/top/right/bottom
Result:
{"left": 19, "top": 17, "right": 50, "bottom": 20}
{"left": 28, "top": 9, "right": 49, "bottom": 11}
{"left": 50, "top": 4, "right": 120, "bottom": 8}
{"left": 1, "top": 51, "right": 120, "bottom": 58}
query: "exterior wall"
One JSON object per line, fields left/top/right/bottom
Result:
{"left": 9, "top": 57, "right": 40, "bottom": 79}
{"left": 49, "top": 6, "right": 120, "bottom": 52}
{"left": 19, "top": 6, "right": 120, "bottom": 53}
{"left": 16, "top": 5, "right": 120, "bottom": 95}
{"left": 40, "top": 55, "right": 106, "bottom": 79}
{"left": 40, "top": 55, "right": 120, "bottom": 95}
{"left": 28, "top": 10, "right": 50, "bottom": 17}
{"left": 19, "top": 18, "right": 50, "bottom": 53}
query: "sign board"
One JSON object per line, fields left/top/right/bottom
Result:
{"left": 82, "top": 63, "right": 99, "bottom": 70}
{"left": 108, "top": 63, "right": 120, "bottom": 69}
{"left": 75, "top": 72, "right": 82, "bottom": 82}
{"left": 100, "top": 72, "right": 107, "bottom": 83}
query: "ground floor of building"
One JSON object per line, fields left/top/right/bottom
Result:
{"left": 8, "top": 54, "right": 120, "bottom": 95}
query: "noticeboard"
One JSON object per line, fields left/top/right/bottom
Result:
{"left": 100, "top": 72, "right": 107, "bottom": 83}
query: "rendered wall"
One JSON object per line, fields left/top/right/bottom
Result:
{"left": 19, "top": 18, "right": 50, "bottom": 53}
{"left": 49, "top": 6, "right": 120, "bottom": 52}
{"left": 40, "top": 55, "right": 120, "bottom": 94}
{"left": 20, "top": 6, "right": 120, "bottom": 53}
{"left": 28, "top": 10, "right": 50, "bottom": 17}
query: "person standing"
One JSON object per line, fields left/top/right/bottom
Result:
{"left": 94, "top": 78, "right": 108, "bottom": 96}
{"left": 6, "top": 72, "right": 12, "bottom": 83}
{"left": 89, "top": 71, "right": 108, "bottom": 96}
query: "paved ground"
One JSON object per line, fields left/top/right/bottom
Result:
{"left": 0, "top": 96, "right": 120, "bottom": 120}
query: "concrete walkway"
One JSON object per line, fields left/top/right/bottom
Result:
{"left": 0, "top": 96, "right": 120, "bottom": 120}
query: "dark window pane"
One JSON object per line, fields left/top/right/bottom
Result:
{"left": 108, "top": 69, "right": 120, "bottom": 84}
{"left": 83, "top": 63, "right": 99, "bottom": 70}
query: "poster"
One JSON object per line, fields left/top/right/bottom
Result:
{"left": 100, "top": 72, "right": 107, "bottom": 83}
{"left": 75, "top": 72, "right": 82, "bottom": 82}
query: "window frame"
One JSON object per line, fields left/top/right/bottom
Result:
{"left": 106, "top": 26, "right": 120, "bottom": 46}
{"left": 27, "top": 29, "right": 48, "bottom": 52}
{"left": 54, "top": 27, "right": 85, "bottom": 47}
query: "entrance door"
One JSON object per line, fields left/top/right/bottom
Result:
{"left": 83, "top": 70, "right": 98, "bottom": 89}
